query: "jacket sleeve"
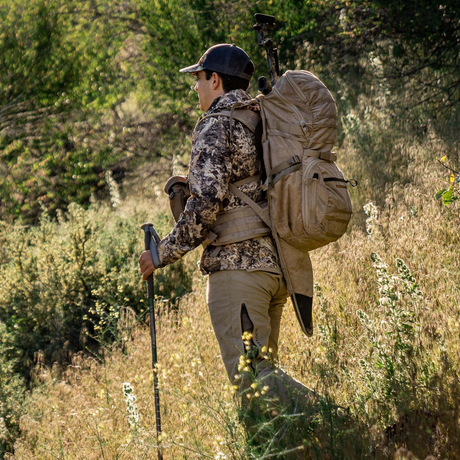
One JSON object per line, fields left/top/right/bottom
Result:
{"left": 156, "top": 116, "right": 232, "bottom": 267}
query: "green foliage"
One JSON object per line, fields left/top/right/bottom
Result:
{"left": 0, "top": 201, "right": 195, "bottom": 380}
{"left": 0, "top": 0, "right": 130, "bottom": 110}
{"left": 356, "top": 254, "right": 423, "bottom": 422}
{"left": 287, "top": 0, "right": 460, "bottom": 111}
{"left": 0, "top": 0, "right": 186, "bottom": 223}
{"left": 0, "top": 322, "right": 26, "bottom": 457}
{"left": 435, "top": 157, "right": 460, "bottom": 207}
{"left": 2, "top": 0, "right": 459, "bottom": 224}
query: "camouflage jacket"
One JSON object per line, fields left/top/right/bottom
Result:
{"left": 157, "top": 89, "right": 281, "bottom": 275}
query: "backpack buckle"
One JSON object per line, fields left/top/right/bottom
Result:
{"left": 300, "top": 121, "right": 310, "bottom": 135}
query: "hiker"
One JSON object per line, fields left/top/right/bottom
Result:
{"left": 139, "top": 44, "right": 316, "bottom": 410}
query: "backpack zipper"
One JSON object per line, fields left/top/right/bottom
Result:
{"left": 302, "top": 158, "right": 322, "bottom": 230}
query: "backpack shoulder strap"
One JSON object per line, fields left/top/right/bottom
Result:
{"left": 201, "top": 108, "right": 261, "bottom": 133}
{"left": 227, "top": 183, "right": 272, "bottom": 229}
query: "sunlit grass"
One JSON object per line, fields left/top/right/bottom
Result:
{"left": 4, "top": 102, "right": 460, "bottom": 459}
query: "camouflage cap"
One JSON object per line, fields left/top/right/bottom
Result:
{"left": 179, "top": 44, "right": 254, "bottom": 81}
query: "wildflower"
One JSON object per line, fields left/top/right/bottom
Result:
{"left": 122, "top": 382, "right": 140, "bottom": 430}
{"left": 242, "top": 331, "right": 253, "bottom": 341}
{"left": 158, "top": 432, "right": 168, "bottom": 441}
{"left": 363, "top": 202, "right": 380, "bottom": 235}
{"left": 230, "top": 385, "right": 239, "bottom": 395}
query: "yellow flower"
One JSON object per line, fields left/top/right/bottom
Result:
{"left": 242, "top": 331, "right": 253, "bottom": 341}
{"left": 440, "top": 155, "right": 448, "bottom": 163}
{"left": 450, "top": 173, "right": 455, "bottom": 184}
{"left": 230, "top": 385, "right": 239, "bottom": 394}
{"left": 250, "top": 382, "right": 258, "bottom": 389}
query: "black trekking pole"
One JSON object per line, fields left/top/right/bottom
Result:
{"left": 253, "top": 13, "right": 280, "bottom": 94}
{"left": 141, "top": 222, "right": 163, "bottom": 460}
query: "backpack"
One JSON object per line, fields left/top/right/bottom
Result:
{"left": 257, "top": 69, "right": 354, "bottom": 252}
{"left": 215, "top": 70, "right": 355, "bottom": 336}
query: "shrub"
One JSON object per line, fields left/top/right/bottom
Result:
{"left": 0, "top": 197, "right": 196, "bottom": 380}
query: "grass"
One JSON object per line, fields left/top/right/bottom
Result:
{"left": 3, "top": 95, "right": 460, "bottom": 459}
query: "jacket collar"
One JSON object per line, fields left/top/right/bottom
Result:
{"left": 206, "top": 89, "right": 251, "bottom": 114}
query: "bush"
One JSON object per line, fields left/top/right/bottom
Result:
{"left": 0, "top": 322, "right": 25, "bottom": 457}
{"left": 0, "top": 197, "right": 197, "bottom": 380}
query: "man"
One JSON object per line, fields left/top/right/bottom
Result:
{"left": 139, "top": 44, "right": 315, "bottom": 410}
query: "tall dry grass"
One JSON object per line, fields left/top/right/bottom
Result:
{"left": 5, "top": 103, "right": 460, "bottom": 459}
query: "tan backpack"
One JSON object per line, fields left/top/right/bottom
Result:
{"left": 258, "top": 70, "right": 354, "bottom": 251}
{"left": 255, "top": 70, "right": 356, "bottom": 335}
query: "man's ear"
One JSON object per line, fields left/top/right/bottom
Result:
{"left": 211, "top": 72, "right": 222, "bottom": 90}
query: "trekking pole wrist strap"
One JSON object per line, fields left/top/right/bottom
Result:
{"left": 149, "top": 240, "right": 161, "bottom": 269}
{"left": 142, "top": 223, "right": 162, "bottom": 269}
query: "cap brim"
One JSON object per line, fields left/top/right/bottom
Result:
{"left": 179, "top": 63, "right": 204, "bottom": 74}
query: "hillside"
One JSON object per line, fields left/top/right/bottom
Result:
{"left": 1, "top": 1, "right": 459, "bottom": 458}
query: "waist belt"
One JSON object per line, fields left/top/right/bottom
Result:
{"left": 209, "top": 203, "right": 272, "bottom": 247}
{"left": 202, "top": 174, "right": 272, "bottom": 249}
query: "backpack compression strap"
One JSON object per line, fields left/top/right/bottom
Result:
{"left": 261, "top": 150, "right": 338, "bottom": 192}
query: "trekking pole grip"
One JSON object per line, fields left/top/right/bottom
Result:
{"left": 141, "top": 222, "right": 155, "bottom": 299}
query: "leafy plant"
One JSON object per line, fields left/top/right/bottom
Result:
{"left": 435, "top": 156, "right": 460, "bottom": 206}
{"left": 356, "top": 253, "right": 425, "bottom": 424}
{"left": 0, "top": 322, "right": 25, "bottom": 457}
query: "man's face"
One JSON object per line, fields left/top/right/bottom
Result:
{"left": 194, "top": 70, "right": 218, "bottom": 112}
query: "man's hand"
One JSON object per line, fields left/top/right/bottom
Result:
{"left": 139, "top": 250, "right": 156, "bottom": 281}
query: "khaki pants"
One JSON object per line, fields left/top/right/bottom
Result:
{"left": 207, "top": 270, "right": 317, "bottom": 409}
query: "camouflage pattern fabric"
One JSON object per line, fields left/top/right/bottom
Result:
{"left": 157, "top": 89, "right": 281, "bottom": 275}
